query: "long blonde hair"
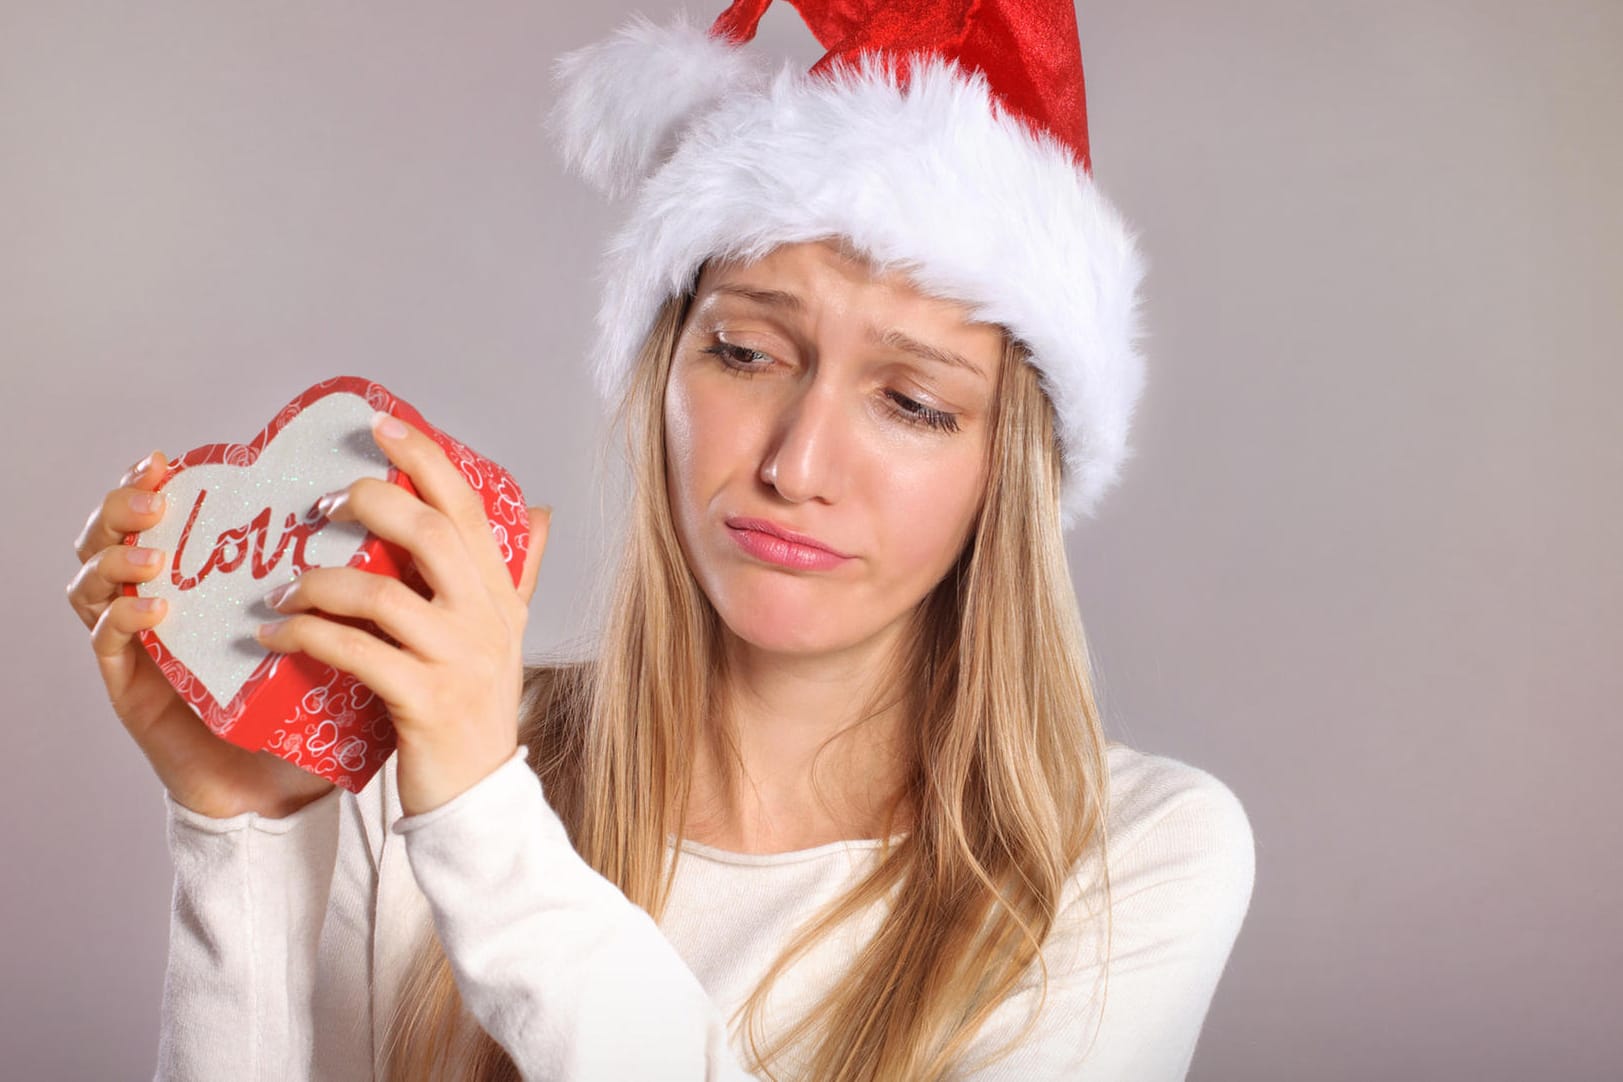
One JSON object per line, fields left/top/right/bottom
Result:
{"left": 381, "top": 274, "right": 1114, "bottom": 1080}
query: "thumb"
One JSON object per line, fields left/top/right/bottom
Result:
{"left": 516, "top": 505, "right": 552, "bottom": 606}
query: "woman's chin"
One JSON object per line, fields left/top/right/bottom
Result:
{"left": 713, "top": 584, "right": 863, "bottom": 659}
{"left": 720, "top": 610, "right": 838, "bottom": 657}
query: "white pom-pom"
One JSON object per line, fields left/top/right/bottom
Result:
{"left": 548, "top": 13, "right": 765, "bottom": 199}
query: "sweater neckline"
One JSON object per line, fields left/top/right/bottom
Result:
{"left": 652, "top": 743, "right": 1136, "bottom": 867}
{"left": 669, "top": 833, "right": 907, "bottom": 867}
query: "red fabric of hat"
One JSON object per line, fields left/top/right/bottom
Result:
{"left": 709, "top": 0, "right": 1091, "bottom": 170}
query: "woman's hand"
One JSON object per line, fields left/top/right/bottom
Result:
{"left": 68, "top": 451, "right": 338, "bottom": 820}
{"left": 253, "top": 412, "right": 550, "bottom": 818}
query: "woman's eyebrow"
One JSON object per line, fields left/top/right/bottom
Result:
{"left": 707, "top": 282, "right": 986, "bottom": 382}
{"left": 709, "top": 283, "right": 804, "bottom": 312}
{"left": 867, "top": 328, "right": 987, "bottom": 383}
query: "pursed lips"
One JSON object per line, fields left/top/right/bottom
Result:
{"left": 724, "top": 515, "right": 851, "bottom": 557}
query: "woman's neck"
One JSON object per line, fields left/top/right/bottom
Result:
{"left": 683, "top": 629, "right": 916, "bottom": 855}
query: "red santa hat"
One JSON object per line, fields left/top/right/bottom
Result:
{"left": 549, "top": 0, "right": 1147, "bottom": 525}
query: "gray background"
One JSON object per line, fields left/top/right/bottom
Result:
{"left": 4, "top": 1, "right": 1619, "bottom": 1078}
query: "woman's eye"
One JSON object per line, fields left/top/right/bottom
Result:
{"left": 700, "top": 341, "right": 772, "bottom": 374}
{"left": 885, "top": 390, "right": 961, "bottom": 434}
{"left": 702, "top": 339, "right": 960, "bottom": 434}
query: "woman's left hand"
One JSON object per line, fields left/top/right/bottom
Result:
{"left": 255, "top": 411, "right": 551, "bottom": 817}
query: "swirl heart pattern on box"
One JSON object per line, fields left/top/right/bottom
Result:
{"left": 121, "top": 375, "right": 529, "bottom": 793}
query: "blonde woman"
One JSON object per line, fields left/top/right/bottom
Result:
{"left": 69, "top": 4, "right": 1255, "bottom": 1080}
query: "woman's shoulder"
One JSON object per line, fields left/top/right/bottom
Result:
{"left": 1102, "top": 742, "right": 1253, "bottom": 839}
{"left": 1092, "top": 741, "right": 1257, "bottom": 913}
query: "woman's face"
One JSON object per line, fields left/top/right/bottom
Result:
{"left": 664, "top": 239, "right": 1004, "bottom": 659}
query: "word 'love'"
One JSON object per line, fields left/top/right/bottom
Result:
{"left": 169, "top": 487, "right": 332, "bottom": 591}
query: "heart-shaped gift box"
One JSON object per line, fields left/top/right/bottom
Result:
{"left": 120, "top": 375, "right": 529, "bottom": 793}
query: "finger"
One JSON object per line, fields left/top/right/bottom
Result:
{"left": 118, "top": 448, "right": 165, "bottom": 490}
{"left": 319, "top": 478, "right": 487, "bottom": 608}
{"left": 264, "top": 565, "right": 447, "bottom": 658}
{"left": 72, "top": 451, "right": 171, "bottom": 564}
{"left": 66, "top": 543, "right": 168, "bottom": 631}
{"left": 515, "top": 506, "right": 552, "bottom": 607}
{"left": 90, "top": 594, "right": 168, "bottom": 703}
{"left": 255, "top": 613, "right": 416, "bottom": 706}
{"left": 364, "top": 412, "right": 515, "bottom": 599}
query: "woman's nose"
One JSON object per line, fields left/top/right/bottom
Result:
{"left": 759, "top": 382, "right": 848, "bottom": 505}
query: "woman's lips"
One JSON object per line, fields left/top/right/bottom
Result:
{"left": 725, "top": 518, "right": 853, "bottom": 571}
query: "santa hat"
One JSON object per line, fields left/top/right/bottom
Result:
{"left": 549, "top": 0, "right": 1147, "bottom": 526}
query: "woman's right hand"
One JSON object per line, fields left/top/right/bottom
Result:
{"left": 67, "top": 451, "right": 337, "bottom": 820}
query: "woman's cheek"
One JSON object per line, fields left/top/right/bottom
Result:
{"left": 882, "top": 467, "right": 954, "bottom": 567}
{"left": 666, "top": 368, "right": 732, "bottom": 490}
{"left": 886, "top": 456, "right": 983, "bottom": 573}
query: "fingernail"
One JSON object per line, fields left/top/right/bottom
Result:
{"left": 128, "top": 547, "right": 160, "bottom": 565}
{"left": 263, "top": 583, "right": 294, "bottom": 609}
{"left": 372, "top": 411, "right": 408, "bottom": 440}
{"left": 131, "top": 491, "right": 165, "bottom": 514}
{"left": 255, "top": 620, "right": 284, "bottom": 642}
{"left": 135, "top": 596, "right": 161, "bottom": 612}
{"left": 315, "top": 489, "right": 345, "bottom": 517}
{"left": 131, "top": 450, "right": 158, "bottom": 476}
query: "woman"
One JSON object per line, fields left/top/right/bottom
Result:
{"left": 67, "top": 4, "right": 1254, "bottom": 1079}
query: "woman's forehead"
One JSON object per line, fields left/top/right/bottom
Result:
{"left": 702, "top": 236, "right": 872, "bottom": 275}
{"left": 688, "top": 250, "right": 1008, "bottom": 390}
{"left": 694, "top": 240, "right": 998, "bottom": 332}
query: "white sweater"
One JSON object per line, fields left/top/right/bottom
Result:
{"left": 154, "top": 741, "right": 1254, "bottom": 1081}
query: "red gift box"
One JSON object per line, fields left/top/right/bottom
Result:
{"left": 120, "top": 375, "right": 529, "bottom": 794}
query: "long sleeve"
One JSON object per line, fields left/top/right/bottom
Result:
{"left": 392, "top": 745, "right": 759, "bottom": 1082}
{"left": 949, "top": 755, "right": 1257, "bottom": 1081}
{"left": 154, "top": 784, "right": 376, "bottom": 1081}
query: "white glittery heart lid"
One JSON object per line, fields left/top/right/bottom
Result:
{"left": 138, "top": 392, "right": 391, "bottom": 708}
